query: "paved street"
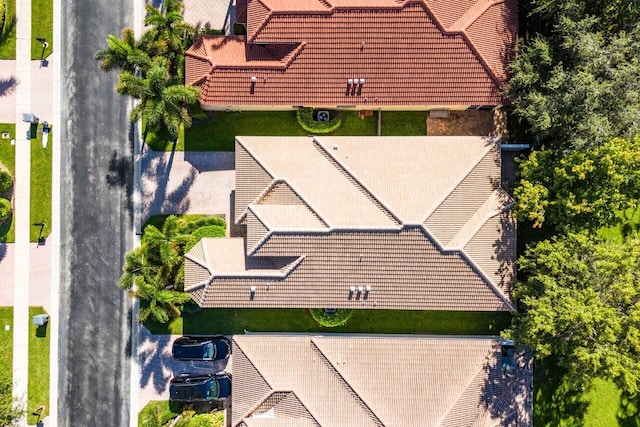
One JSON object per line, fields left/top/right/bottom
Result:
{"left": 57, "top": 0, "right": 133, "bottom": 424}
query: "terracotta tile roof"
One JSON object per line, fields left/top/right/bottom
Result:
{"left": 231, "top": 335, "right": 533, "bottom": 427}
{"left": 185, "top": 136, "right": 516, "bottom": 310}
{"left": 186, "top": 0, "right": 517, "bottom": 108}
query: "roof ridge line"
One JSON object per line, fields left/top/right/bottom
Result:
{"left": 235, "top": 137, "right": 276, "bottom": 224}
{"left": 248, "top": 0, "right": 274, "bottom": 42}
{"left": 458, "top": 245, "right": 515, "bottom": 311}
{"left": 421, "top": 0, "right": 505, "bottom": 86}
{"left": 246, "top": 205, "right": 273, "bottom": 255}
{"left": 421, "top": 139, "right": 498, "bottom": 223}
{"left": 416, "top": 224, "right": 515, "bottom": 311}
{"left": 436, "top": 345, "right": 496, "bottom": 426}
{"left": 255, "top": 179, "right": 330, "bottom": 228}
{"left": 232, "top": 344, "right": 274, "bottom": 426}
{"left": 309, "top": 339, "right": 385, "bottom": 427}
{"left": 313, "top": 137, "right": 403, "bottom": 226}
{"left": 447, "top": 189, "right": 513, "bottom": 250}
{"left": 211, "top": 254, "right": 306, "bottom": 279}
{"left": 447, "top": 0, "right": 501, "bottom": 32}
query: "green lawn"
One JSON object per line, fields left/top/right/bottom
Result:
{"left": 0, "top": 124, "right": 52, "bottom": 243}
{"left": 145, "top": 308, "right": 512, "bottom": 336}
{"left": 30, "top": 127, "right": 52, "bottom": 242}
{"left": 27, "top": 307, "right": 49, "bottom": 425}
{"left": 533, "top": 357, "right": 637, "bottom": 426}
{"left": 381, "top": 111, "right": 427, "bottom": 136}
{"left": 145, "top": 110, "right": 378, "bottom": 151}
{"left": 138, "top": 400, "right": 181, "bottom": 427}
{"left": 0, "top": 307, "right": 50, "bottom": 425}
{"left": 0, "top": 0, "right": 17, "bottom": 59}
{"left": 31, "top": 0, "right": 53, "bottom": 59}
{"left": 598, "top": 206, "right": 640, "bottom": 244}
{"left": 0, "top": 308, "right": 13, "bottom": 394}
{"left": 0, "top": 124, "right": 15, "bottom": 242}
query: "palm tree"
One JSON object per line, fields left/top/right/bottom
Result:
{"left": 131, "top": 276, "right": 192, "bottom": 323}
{"left": 142, "top": 0, "right": 194, "bottom": 79}
{"left": 116, "top": 58, "right": 200, "bottom": 140}
{"left": 94, "top": 28, "right": 152, "bottom": 74}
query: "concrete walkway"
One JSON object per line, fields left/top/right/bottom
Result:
{"left": 12, "top": 0, "right": 33, "bottom": 423}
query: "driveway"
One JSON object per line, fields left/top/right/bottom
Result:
{"left": 141, "top": 148, "right": 235, "bottom": 230}
{"left": 0, "top": 55, "right": 56, "bottom": 124}
{"left": 0, "top": 242, "right": 52, "bottom": 312}
{"left": 183, "top": 0, "right": 235, "bottom": 34}
{"left": 138, "top": 327, "right": 232, "bottom": 409}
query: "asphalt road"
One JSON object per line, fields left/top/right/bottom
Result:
{"left": 57, "top": 0, "right": 133, "bottom": 425}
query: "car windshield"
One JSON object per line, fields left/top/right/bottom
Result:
{"left": 204, "top": 342, "right": 216, "bottom": 359}
{"left": 207, "top": 379, "right": 219, "bottom": 398}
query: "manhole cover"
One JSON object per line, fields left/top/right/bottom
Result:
{"left": 1, "top": 132, "right": 9, "bottom": 139}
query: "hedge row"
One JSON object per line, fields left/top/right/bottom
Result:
{"left": 296, "top": 108, "right": 341, "bottom": 134}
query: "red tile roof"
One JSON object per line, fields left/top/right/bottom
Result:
{"left": 186, "top": 0, "right": 517, "bottom": 108}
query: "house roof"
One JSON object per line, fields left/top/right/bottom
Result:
{"left": 185, "top": 0, "right": 518, "bottom": 107}
{"left": 231, "top": 334, "right": 532, "bottom": 427}
{"left": 184, "top": 136, "right": 516, "bottom": 310}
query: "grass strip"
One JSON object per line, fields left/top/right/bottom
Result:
{"left": 27, "top": 307, "right": 49, "bottom": 425}
{"left": 31, "top": 0, "right": 53, "bottom": 59}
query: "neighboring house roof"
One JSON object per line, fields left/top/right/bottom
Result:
{"left": 185, "top": 0, "right": 518, "bottom": 108}
{"left": 184, "top": 136, "right": 516, "bottom": 310}
{"left": 231, "top": 334, "right": 532, "bottom": 427}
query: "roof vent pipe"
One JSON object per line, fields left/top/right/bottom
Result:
{"left": 359, "top": 78, "right": 365, "bottom": 85}
{"left": 251, "top": 76, "right": 257, "bottom": 83}
{"left": 347, "top": 79, "right": 353, "bottom": 85}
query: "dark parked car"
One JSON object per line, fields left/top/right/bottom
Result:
{"left": 169, "top": 373, "right": 232, "bottom": 401}
{"left": 172, "top": 336, "right": 231, "bottom": 361}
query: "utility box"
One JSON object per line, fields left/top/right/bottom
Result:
{"left": 32, "top": 314, "right": 49, "bottom": 326}
{"left": 22, "top": 113, "right": 39, "bottom": 124}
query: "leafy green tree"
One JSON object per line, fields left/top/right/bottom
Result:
{"left": 511, "top": 232, "right": 640, "bottom": 393}
{"left": 515, "top": 136, "right": 640, "bottom": 231}
{"left": 116, "top": 58, "right": 200, "bottom": 140}
{"left": 94, "top": 28, "right": 152, "bottom": 74}
{"left": 506, "top": 18, "right": 640, "bottom": 151}
{"left": 531, "top": 0, "right": 640, "bottom": 34}
{"left": 0, "top": 376, "right": 24, "bottom": 426}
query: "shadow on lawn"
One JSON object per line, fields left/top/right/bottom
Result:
{"left": 534, "top": 357, "right": 590, "bottom": 426}
{"left": 617, "top": 391, "right": 640, "bottom": 427}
